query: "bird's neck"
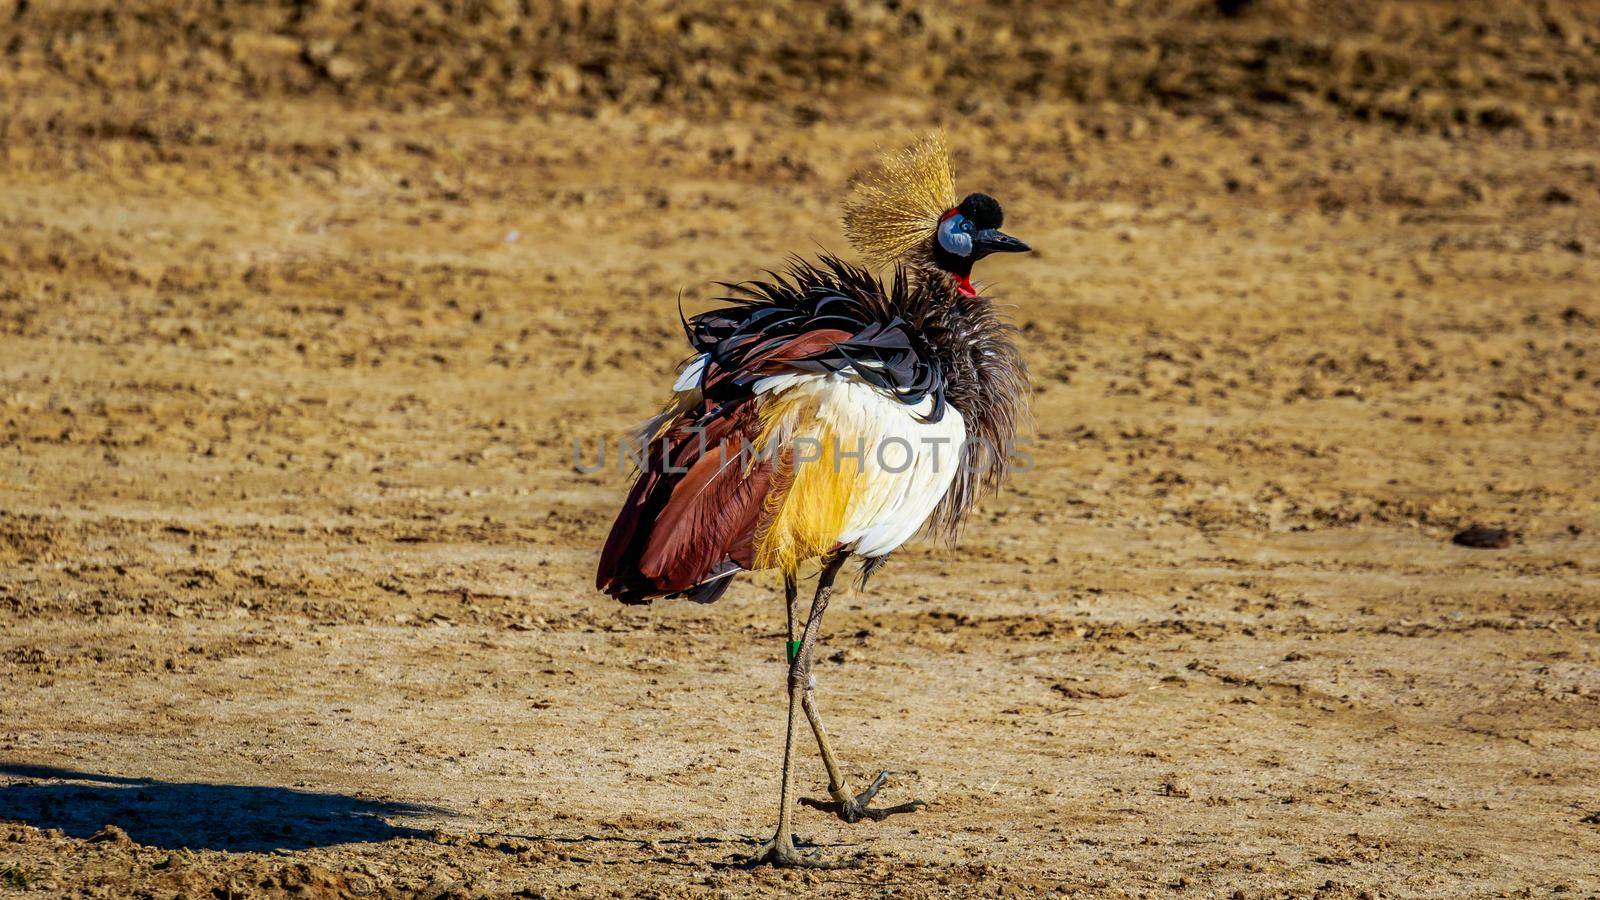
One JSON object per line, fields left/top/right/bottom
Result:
{"left": 907, "top": 261, "right": 989, "bottom": 317}
{"left": 900, "top": 239, "right": 981, "bottom": 301}
{"left": 901, "top": 252, "right": 1030, "bottom": 540}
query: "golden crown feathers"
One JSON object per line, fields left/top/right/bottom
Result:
{"left": 841, "top": 133, "right": 957, "bottom": 268}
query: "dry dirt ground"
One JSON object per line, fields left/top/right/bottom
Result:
{"left": 2, "top": 2, "right": 1599, "bottom": 897}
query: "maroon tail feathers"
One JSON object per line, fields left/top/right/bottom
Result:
{"left": 596, "top": 401, "right": 769, "bottom": 604}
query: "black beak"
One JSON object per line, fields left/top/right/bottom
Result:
{"left": 973, "top": 228, "right": 1031, "bottom": 258}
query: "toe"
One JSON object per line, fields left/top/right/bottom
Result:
{"left": 856, "top": 770, "right": 891, "bottom": 803}
{"left": 857, "top": 798, "right": 926, "bottom": 821}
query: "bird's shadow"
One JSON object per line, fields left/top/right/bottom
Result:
{"left": 0, "top": 764, "right": 442, "bottom": 853}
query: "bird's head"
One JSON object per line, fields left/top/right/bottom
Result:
{"left": 842, "top": 133, "right": 1030, "bottom": 297}
{"left": 930, "top": 192, "right": 1030, "bottom": 297}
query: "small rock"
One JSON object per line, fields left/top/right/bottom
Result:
{"left": 1451, "top": 525, "right": 1516, "bottom": 549}
{"left": 324, "top": 56, "right": 363, "bottom": 82}
{"left": 1542, "top": 186, "right": 1576, "bottom": 205}
{"left": 88, "top": 824, "right": 134, "bottom": 846}
{"left": 1159, "top": 774, "right": 1192, "bottom": 798}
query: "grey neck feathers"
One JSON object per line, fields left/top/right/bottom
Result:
{"left": 904, "top": 261, "right": 1030, "bottom": 538}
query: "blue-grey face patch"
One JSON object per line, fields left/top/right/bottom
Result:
{"left": 937, "top": 213, "right": 973, "bottom": 257}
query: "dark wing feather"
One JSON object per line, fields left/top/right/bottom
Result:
{"left": 690, "top": 255, "right": 948, "bottom": 420}
{"left": 596, "top": 401, "right": 765, "bottom": 604}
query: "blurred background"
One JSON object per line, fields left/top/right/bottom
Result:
{"left": 1, "top": 1, "right": 1597, "bottom": 896}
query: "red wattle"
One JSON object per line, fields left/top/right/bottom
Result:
{"left": 953, "top": 273, "right": 977, "bottom": 297}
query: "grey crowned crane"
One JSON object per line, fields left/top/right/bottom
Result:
{"left": 596, "top": 134, "right": 1031, "bottom": 867}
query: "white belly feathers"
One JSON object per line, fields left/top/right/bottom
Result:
{"left": 751, "top": 370, "right": 965, "bottom": 561}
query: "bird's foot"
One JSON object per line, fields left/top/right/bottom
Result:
{"left": 801, "top": 771, "right": 926, "bottom": 823}
{"left": 740, "top": 833, "right": 861, "bottom": 869}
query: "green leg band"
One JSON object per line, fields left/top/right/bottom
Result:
{"left": 786, "top": 640, "right": 802, "bottom": 664}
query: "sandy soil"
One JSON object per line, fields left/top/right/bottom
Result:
{"left": 2, "top": 2, "right": 1599, "bottom": 897}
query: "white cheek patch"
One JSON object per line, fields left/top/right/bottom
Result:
{"left": 937, "top": 215, "right": 972, "bottom": 257}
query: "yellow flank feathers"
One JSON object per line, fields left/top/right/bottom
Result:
{"left": 755, "top": 424, "right": 862, "bottom": 575}
{"left": 842, "top": 132, "right": 958, "bottom": 268}
{"left": 753, "top": 394, "right": 864, "bottom": 575}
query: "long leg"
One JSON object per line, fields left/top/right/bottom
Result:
{"left": 798, "top": 563, "right": 925, "bottom": 823}
{"left": 785, "top": 571, "right": 801, "bottom": 665}
{"left": 745, "top": 551, "right": 856, "bottom": 868}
